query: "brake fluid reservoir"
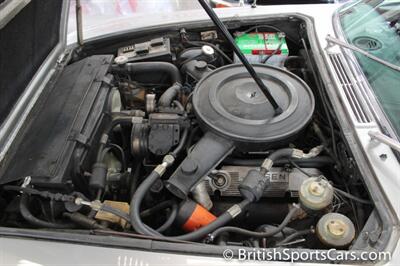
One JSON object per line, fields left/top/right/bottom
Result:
{"left": 316, "top": 213, "right": 356, "bottom": 248}
{"left": 299, "top": 177, "right": 334, "bottom": 212}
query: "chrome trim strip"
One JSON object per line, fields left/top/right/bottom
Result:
{"left": 0, "top": 0, "right": 31, "bottom": 30}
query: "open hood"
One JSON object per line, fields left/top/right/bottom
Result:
{"left": 0, "top": 0, "right": 69, "bottom": 159}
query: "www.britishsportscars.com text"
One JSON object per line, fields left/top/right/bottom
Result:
{"left": 222, "top": 248, "right": 391, "bottom": 263}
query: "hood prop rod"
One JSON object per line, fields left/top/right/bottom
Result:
{"left": 197, "top": 0, "right": 282, "bottom": 115}
{"left": 76, "top": 0, "right": 84, "bottom": 46}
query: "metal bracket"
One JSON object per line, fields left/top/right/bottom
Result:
{"left": 69, "top": 131, "right": 90, "bottom": 147}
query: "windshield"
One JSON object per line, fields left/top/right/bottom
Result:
{"left": 339, "top": 0, "right": 400, "bottom": 136}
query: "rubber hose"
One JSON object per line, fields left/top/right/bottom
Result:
{"left": 209, "top": 205, "right": 299, "bottom": 240}
{"left": 130, "top": 170, "right": 163, "bottom": 236}
{"left": 156, "top": 201, "right": 178, "bottom": 233}
{"left": 140, "top": 200, "right": 175, "bottom": 218}
{"left": 130, "top": 171, "right": 251, "bottom": 241}
{"left": 159, "top": 83, "right": 182, "bottom": 107}
{"left": 63, "top": 212, "right": 107, "bottom": 230}
{"left": 275, "top": 229, "right": 314, "bottom": 246}
{"left": 96, "top": 116, "right": 134, "bottom": 162}
{"left": 223, "top": 156, "right": 334, "bottom": 167}
{"left": 130, "top": 126, "right": 188, "bottom": 235}
{"left": 268, "top": 148, "right": 295, "bottom": 161}
{"left": 170, "top": 127, "right": 189, "bottom": 158}
{"left": 19, "top": 194, "right": 75, "bottom": 229}
{"left": 115, "top": 62, "right": 182, "bottom": 84}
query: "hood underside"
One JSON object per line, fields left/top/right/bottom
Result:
{"left": 0, "top": 0, "right": 64, "bottom": 125}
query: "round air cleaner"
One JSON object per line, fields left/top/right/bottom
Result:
{"left": 166, "top": 64, "right": 314, "bottom": 199}
{"left": 192, "top": 64, "right": 314, "bottom": 147}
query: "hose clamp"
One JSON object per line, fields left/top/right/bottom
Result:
{"left": 291, "top": 149, "right": 304, "bottom": 159}
{"left": 90, "top": 200, "right": 103, "bottom": 211}
{"left": 100, "top": 134, "right": 109, "bottom": 145}
{"left": 154, "top": 164, "right": 167, "bottom": 176}
{"left": 74, "top": 198, "right": 102, "bottom": 211}
{"left": 292, "top": 145, "right": 324, "bottom": 159}
{"left": 21, "top": 176, "right": 32, "bottom": 189}
{"left": 261, "top": 159, "right": 273, "bottom": 171}
{"left": 227, "top": 204, "right": 242, "bottom": 218}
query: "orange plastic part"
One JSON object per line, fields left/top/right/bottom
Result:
{"left": 182, "top": 204, "right": 217, "bottom": 232}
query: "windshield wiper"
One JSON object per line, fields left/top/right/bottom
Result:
{"left": 326, "top": 35, "right": 400, "bottom": 72}
{"left": 368, "top": 131, "right": 400, "bottom": 153}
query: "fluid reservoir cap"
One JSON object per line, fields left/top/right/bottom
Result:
{"left": 114, "top": 55, "right": 128, "bottom": 65}
{"left": 317, "top": 213, "right": 355, "bottom": 248}
{"left": 299, "top": 177, "right": 333, "bottom": 211}
{"left": 195, "top": 60, "right": 208, "bottom": 70}
{"left": 202, "top": 45, "right": 215, "bottom": 56}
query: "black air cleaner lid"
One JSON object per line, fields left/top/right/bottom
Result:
{"left": 193, "top": 64, "right": 314, "bottom": 144}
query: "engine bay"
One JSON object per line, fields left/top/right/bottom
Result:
{"left": 0, "top": 18, "right": 375, "bottom": 253}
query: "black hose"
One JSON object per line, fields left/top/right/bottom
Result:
{"left": 129, "top": 125, "right": 189, "bottom": 236}
{"left": 130, "top": 171, "right": 251, "bottom": 241}
{"left": 256, "top": 225, "right": 297, "bottom": 237}
{"left": 275, "top": 228, "right": 314, "bottom": 246}
{"left": 268, "top": 148, "right": 294, "bottom": 161}
{"left": 113, "top": 62, "right": 182, "bottom": 84}
{"left": 172, "top": 100, "right": 185, "bottom": 113}
{"left": 289, "top": 159, "right": 312, "bottom": 177}
{"left": 301, "top": 38, "right": 338, "bottom": 160}
{"left": 170, "top": 127, "right": 189, "bottom": 158}
{"left": 209, "top": 205, "right": 299, "bottom": 240}
{"left": 334, "top": 188, "right": 372, "bottom": 205}
{"left": 140, "top": 200, "right": 174, "bottom": 218}
{"left": 171, "top": 199, "right": 250, "bottom": 241}
{"left": 130, "top": 148, "right": 299, "bottom": 241}
{"left": 223, "top": 156, "right": 334, "bottom": 167}
{"left": 63, "top": 212, "right": 108, "bottom": 230}
{"left": 19, "top": 194, "right": 75, "bottom": 229}
{"left": 96, "top": 116, "right": 134, "bottom": 162}
{"left": 100, "top": 143, "right": 127, "bottom": 171}
{"left": 156, "top": 201, "right": 178, "bottom": 233}
{"left": 262, "top": 37, "right": 283, "bottom": 64}
{"left": 159, "top": 83, "right": 182, "bottom": 107}
{"left": 130, "top": 170, "right": 163, "bottom": 236}
{"left": 140, "top": 200, "right": 179, "bottom": 232}
{"left": 98, "top": 200, "right": 177, "bottom": 232}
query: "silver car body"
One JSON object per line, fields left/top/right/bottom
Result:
{"left": 1, "top": 1, "right": 400, "bottom": 265}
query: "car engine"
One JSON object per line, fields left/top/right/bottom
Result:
{"left": 0, "top": 21, "right": 373, "bottom": 251}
